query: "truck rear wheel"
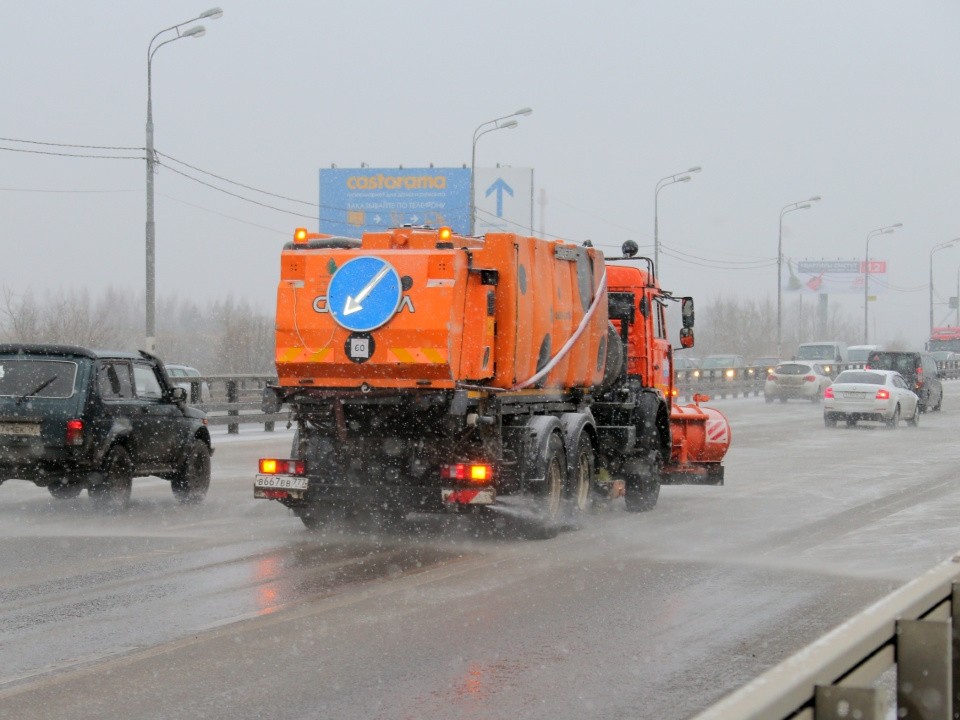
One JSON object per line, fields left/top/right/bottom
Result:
{"left": 623, "top": 452, "right": 661, "bottom": 512}
{"left": 523, "top": 432, "right": 565, "bottom": 539}
{"left": 296, "top": 501, "right": 334, "bottom": 531}
{"left": 564, "top": 433, "right": 594, "bottom": 521}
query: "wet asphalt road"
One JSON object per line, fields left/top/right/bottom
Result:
{"left": 1, "top": 387, "right": 960, "bottom": 720}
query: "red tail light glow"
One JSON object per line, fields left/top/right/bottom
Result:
{"left": 258, "top": 458, "right": 305, "bottom": 475}
{"left": 875, "top": 388, "right": 890, "bottom": 400}
{"left": 440, "top": 463, "right": 493, "bottom": 483}
{"left": 66, "top": 419, "right": 83, "bottom": 446}
{"left": 824, "top": 387, "right": 834, "bottom": 399}
{"left": 804, "top": 375, "right": 816, "bottom": 382}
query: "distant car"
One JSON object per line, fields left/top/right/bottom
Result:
{"left": 673, "top": 356, "right": 701, "bottom": 370}
{"left": 846, "top": 344, "right": 883, "bottom": 365}
{"left": 764, "top": 362, "right": 832, "bottom": 403}
{"left": 930, "top": 350, "right": 959, "bottom": 363}
{"left": 865, "top": 350, "right": 943, "bottom": 413}
{"left": 795, "top": 342, "right": 846, "bottom": 377}
{"left": 165, "top": 364, "right": 211, "bottom": 403}
{"left": 700, "top": 354, "right": 746, "bottom": 381}
{"left": 751, "top": 356, "right": 780, "bottom": 375}
{"left": 701, "top": 355, "right": 745, "bottom": 369}
{"left": 0, "top": 345, "right": 212, "bottom": 509}
{"left": 824, "top": 369, "right": 919, "bottom": 428}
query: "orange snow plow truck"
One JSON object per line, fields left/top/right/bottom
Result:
{"left": 256, "top": 226, "right": 730, "bottom": 536}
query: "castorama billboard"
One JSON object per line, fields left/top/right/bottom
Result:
{"left": 319, "top": 167, "right": 470, "bottom": 237}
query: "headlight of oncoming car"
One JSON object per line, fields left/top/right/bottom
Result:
{"left": 725, "top": 368, "right": 735, "bottom": 379}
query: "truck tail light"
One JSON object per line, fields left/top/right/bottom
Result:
{"left": 66, "top": 419, "right": 83, "bottom": 446}
{"left": 875, "top": 388, "right": 890, "bottom": 400}
{"left": 259, "top": 458, "right": 305, "bottom": 475}
{"left": 824, "top": 387, "right": 834, "bottom": 399}
{"left": 440, "top": 463, "right": 493, "bottom": 483}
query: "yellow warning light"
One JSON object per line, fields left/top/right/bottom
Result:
{"left": 469, "top": 464, "right": 489, "bottom": 482}
{"left": 438, "top": 226, "right": 452, "bottom": 241}
{"left": 260, "top": 458, "right": 278, "bottom": 474}
{"left": 294, "top": 228, "right": 309, "bottom": 244}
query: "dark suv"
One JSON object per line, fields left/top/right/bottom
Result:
{"left": 0, "top": 345, "right": 212, "bottom": 509}
{"left": 866, "top": 350, "right": 943, "bottom": 412}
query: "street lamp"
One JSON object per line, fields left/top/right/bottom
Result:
{"left": 862, "top": 223, "right": 902, "bottom": 344}
{"left": 776, "top": 196, "right": 820, "bottom": 359}
{"left": 930, "top": 237, "right": 960, "bottom": 336}
{"left": 145, "top": 7, "right": 223, "bottom": 353}
{"left": 654, "top": 166, "right": 701, "bottom": 275}
{"left": 469, "top": 107, "right": 532, "bottom": 235}
{"left": 956, "top": 265, "right": 960, "bottom": 326}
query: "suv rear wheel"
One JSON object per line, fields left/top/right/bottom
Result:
{"left": 172, "top": 440, "right": 211, "bottom": 504}
{"left": 90, "top": 446, "right": 133, "bottom": 512}
{"left": 48, "top": 483, "right": 83, "bottom": 500}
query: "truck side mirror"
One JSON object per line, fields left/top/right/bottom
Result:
{"left": 679, "top": 327, "right": 694, "bottom": 348}
{"left": 169, "top": 386, "right": 187, "bottom": 403}
{"left": 681, "top": 297, "right": 694, "bottom": 328}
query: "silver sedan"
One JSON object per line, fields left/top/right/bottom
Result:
{"left": 823, "top": 369, "right": 919, "bottom": 428}
{"left": 764, "top": 361, "right": 832, "bottom": 403}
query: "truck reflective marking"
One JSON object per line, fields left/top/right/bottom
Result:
{"left": 388, "top": 347, "right": 447, "bottom": 364}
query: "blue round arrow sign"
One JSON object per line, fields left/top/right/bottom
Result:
{"left": 327, "top": 257, "right": 402, "bottom": 332}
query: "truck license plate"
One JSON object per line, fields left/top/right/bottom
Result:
{"left": 254, "top": 474, "right": 308, "bottom": 490}
{"left": 0, "top": 422, "right": 40, "bottom": 437}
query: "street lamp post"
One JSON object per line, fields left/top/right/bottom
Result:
{"left": 956, "top": 266, "right": 960, "bottom": 326}
{"left": 776, "top": 196, "right": 820, "bottom": 359}
{"left": 654, "top": 166, "right": 701, "bottom": 275}
{"left": 862, "top": 223, "right": 901, "bottom": 344}
{"left": 929, "top": 238, "right": 960, "bottom": 336}
{"left": 469, "top": 107, "right": 532, "bottom": 235}
{"left": 145, "top": 7, "right": 223, "bottom": 353}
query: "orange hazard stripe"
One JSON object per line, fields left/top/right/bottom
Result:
{"left": 278, "top": 347, "right": 333, "bottom": 363}
{"left": 387, "top": 348, "right": 448, "bottom": 364}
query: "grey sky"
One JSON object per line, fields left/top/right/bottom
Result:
{"left": 2, "top": 1, "right": 959, "bottom": 349}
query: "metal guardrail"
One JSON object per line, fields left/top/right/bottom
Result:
{"left": 675, "top": 366, "right": 767, "bottom": 400}
{"left": 174, "top": 374, "right": 290, "bottom": 434}
{"left": 693, "top": 553, "right": 960, "bottom": 720}
{"left": 676, "top": 360, "right": 960, "bottom": 401}
{"left": 187, "top": 361, "right": 960, "bottom": 425}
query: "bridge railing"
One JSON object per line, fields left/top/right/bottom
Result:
{"left": 676, "top": 360, "right": 960, "bottom": 402}
{"left": 675, "top": 366, "right": 768, "bottom": 400}
{"left": 172, "top": 374, "right": 289, "bottom": 434}
{"left": 692, "top": 552, "right": 960, "bottom": 720}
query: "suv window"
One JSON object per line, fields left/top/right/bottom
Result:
{"left": 868, "top": 352, "right": 919, "bottom": 375}
{"left": 0, "top": 359, "right": 77, "bottom": 398}
{"left": 98, "top": 361, "right": 134, "bottom": 400}
{"left": 133, "top": 364, "right": 164, "bottom": 399}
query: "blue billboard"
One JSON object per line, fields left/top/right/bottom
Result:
{"left": 319, "top": 167, "right": 470, "bottom": 236}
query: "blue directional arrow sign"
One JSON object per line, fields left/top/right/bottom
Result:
{"left": 485, "top": 177, "right": 514, "bottom": 217}
{"left": 327, "top": 256, "right": 402, "bottom": 332}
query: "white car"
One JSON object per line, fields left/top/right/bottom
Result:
{"left": 764, "top": 362, "right": 832, "bottom": 403}
{"left": 165, "top": 364, "right": 212, "bottom": 403}
{"left": 823, "top": 369, "right": 919, "bottom": 428}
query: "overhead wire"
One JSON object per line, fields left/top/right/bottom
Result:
{"left": 156, "top": 151, "right": 318, "bottom": 207}
{"left": 0, "top": 145, "right": 143, "bottom": 160}
{"left": 0, "top": 136, "right": 143, "bottom": 151}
